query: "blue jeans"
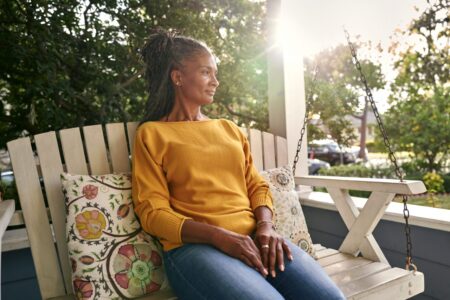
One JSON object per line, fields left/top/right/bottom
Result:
{"left": 163, "top": 239, "right": 345, "bottom": 300}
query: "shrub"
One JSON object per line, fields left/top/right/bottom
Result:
{"left": 442, "top": 174, "right": 450, "bottom": 193}
{"left": 318, "top": 163, "right": 395, "bottom": 178}
{"left": 423, "top": 172, "right": 444, "bottom": 194}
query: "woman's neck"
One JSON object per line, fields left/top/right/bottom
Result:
{"left": 162, "top": 104, "right": 209, "bottom": 122}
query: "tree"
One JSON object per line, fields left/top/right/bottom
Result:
{"left": 385, "top": 0, "right": 449, "bottom": 172}
{"left": 304, "top": 43, "right": 385, "bottom": 157}
{"left": 0, "top": 0, "right": 269, "bottom": 149}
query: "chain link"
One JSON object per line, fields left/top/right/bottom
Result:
{"left": 292, "top": 66, "right": 318, "bottom": 176}
{"left": 344, "top": 29, "right": 415, "bottom": 271}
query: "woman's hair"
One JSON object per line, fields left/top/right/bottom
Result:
{"left": 139, "top": 28, "right": 211, "bottom": 124}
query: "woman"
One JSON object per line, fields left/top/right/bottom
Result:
{"left": 132, "top": 29, "right": 345, "bottom": 300}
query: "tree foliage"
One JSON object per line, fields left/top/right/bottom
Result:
{"left": 0, "top": 0, "right": 269, "bottom": 148}
{"left": 384, "top": 0, "right": 449, "bottom": 172}
{"left": 304, "top": 43, "right": 385, "bottom": 147}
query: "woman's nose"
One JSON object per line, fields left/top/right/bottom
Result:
{"left": 211, "top": 75, "right": 219, "bottom": 87}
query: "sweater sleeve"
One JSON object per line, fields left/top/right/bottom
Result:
{"left": 241, "top": 130, "right": 274, "bottom": 213}
{"left": 132, "top": 128, "right": 192, "bottom": 244}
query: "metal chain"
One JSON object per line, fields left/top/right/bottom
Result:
{"left": 292, "top": 66, "right": 318, "bottom": 176}
{"left": 344, "top": 29, "right": 416, "bottom": 272}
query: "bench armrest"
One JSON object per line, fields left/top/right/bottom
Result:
{"left": 295, "top": 175, "right": 427, "bottom": 195}
{"left": 0, "top": 200, "right": 15, "bottom": 239}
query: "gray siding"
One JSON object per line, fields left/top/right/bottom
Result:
{"left": 2, "top": 248, "right": 40, "bottom": 300}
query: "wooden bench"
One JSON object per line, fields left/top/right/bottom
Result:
{"left": 4, "top": 121, "right": 425, "bottom": 299}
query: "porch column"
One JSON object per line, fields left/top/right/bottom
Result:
{"left": 266, "top": 0, "right": 308, "bottom": 179}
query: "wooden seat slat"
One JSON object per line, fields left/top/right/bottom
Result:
{"left": 324, "top": 257, "right": 372, "bottom": 276}
{"left": 313, "top": 243, "right": 326, "bottom": 251}
{"left": 317, "top": 252, "right": 354, "bottom": 267}
{"left": 82, "top": 125, "right": 110, "bottom": 174}
{"left": 59, "top": 127, "right": 88, "bottom": 175}
{"left": 7, "top": 137, "right": 66, "bottom": 299}
{"left": 35, "top": 132, "right": 73, "bottom": 292}
{"left": 330, "top": 262, "right": 390, "bottom": 286}
{"left": 314, "top": 248, "right": 340, "bottom": 259}
{"left": 340, "top": 268, "right": 424, "bottom": 299}
{"left": 106, "top": 123, "right": 131, "bottom": 173}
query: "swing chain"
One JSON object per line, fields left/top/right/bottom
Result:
{"left": 344, "top": 29, "right": 416, "bottom": 272}
{"left": 292, "top": 66, "right": 318, "bottom": 176}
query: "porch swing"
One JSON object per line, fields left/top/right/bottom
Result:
{"left": 288, "top": 29, "right": 426, "bottom": 299}
{"left": 3, "top": 31, "right": 427, "bottom": 300}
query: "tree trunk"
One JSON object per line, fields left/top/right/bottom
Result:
{"left": 359, "top": 97, "right": 369, "bottom": 161}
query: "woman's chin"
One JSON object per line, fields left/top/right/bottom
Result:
{"left": 203, "top": 96, "right": 214, "bottom": 104}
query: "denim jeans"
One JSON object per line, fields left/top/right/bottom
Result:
{"left": 162, "top": 239, "right": 345, "bottom": 300}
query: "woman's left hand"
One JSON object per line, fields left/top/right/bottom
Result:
{"left": 253, "top": 223, "right": 293, "bottom": 278}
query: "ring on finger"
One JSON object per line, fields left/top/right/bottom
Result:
{"left": 261, "top": 244, "right": 269, "bottom": 249}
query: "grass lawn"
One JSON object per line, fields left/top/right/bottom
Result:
{"left": 394, "top": 194, "right": 450, "bottom": 209}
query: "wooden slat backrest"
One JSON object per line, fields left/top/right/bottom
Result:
{"left": 7, "top": 137, "right": 66, "bottom": 299}
{"left": 59, "top": 127, "right": 88, "bottom": 174}
{"left": 275, "top": 136, "right": 288, "bottom": 167}
{"left": 262, "top": 131, "right": 276, "bottom": 170}
{"left": 106, "top": 123, "right": 130, "bottom": 173}
{"left": 127, "top": 121, "right": 139, "bottom": 155}
{"left": 248, "top": 128, "right": 264, "bottom": 171}
{"left": 34, "top": 132, "right": 72, "bottom": 292}
{"left": 82, "top": 125, "right": 110, "bottom": 174}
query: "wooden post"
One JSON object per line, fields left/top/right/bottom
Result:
{"left": 266, "top": 0, "right": 310, "bottom": 187}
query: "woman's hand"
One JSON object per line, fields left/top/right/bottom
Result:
{"left": 253, "top": 223, "right": 293, "bottom": 278}
{"left": 211, "top": 228, "right": 268, "bottom": 277}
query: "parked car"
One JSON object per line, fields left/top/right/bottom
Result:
{"left": 345, "top": 145, "right": 369, "bottom": 161}
{"left": 308, "top": 158, "right": 330, "bottom": 175}
{"left": 308, "top": 139, "right": 356, "bottom": 166}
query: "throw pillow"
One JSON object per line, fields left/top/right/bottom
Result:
{"left": 259, "top": 165, "right": 315, "bottom": 257}
{"left": 61, "top": 173, "right": 169, "bottom": 300}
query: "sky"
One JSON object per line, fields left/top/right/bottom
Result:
{"left": 292, "top": 0, "right": 429, "bottom": 112}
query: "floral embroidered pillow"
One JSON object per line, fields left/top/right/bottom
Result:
{"left": 61, "top": 173, "right": 170, "bottom": 299}
{"left": 259, "top": 165, "right": 315, "bottom": 257}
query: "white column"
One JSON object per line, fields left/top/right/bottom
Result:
{"left": 267, "top": 0, "right": 308, "bottom": 180}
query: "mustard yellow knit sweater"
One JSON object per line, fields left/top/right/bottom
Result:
{"left": 132, "top": 118, "right": 273, "bottom": 251}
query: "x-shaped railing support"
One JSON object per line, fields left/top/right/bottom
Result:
{"left": 295, "top": 176, "right": 427, "bottom": 264}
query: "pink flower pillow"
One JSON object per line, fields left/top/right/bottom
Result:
{"left": 61, "top": 173, "right": 170, "bottom": 299}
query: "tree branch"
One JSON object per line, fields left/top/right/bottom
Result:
{"left": 115, "top": 68, "right": 144, "bottom": 92}
{"left": 221, "top": 102, "right": 262, "bottom": 123}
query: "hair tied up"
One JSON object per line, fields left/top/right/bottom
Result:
{"left": 140, "top": 28, "right": 177, "bottom": 64}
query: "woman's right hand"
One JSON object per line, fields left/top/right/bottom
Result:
{"left": 211, "top": 228, "right": 268, "bottom": 277}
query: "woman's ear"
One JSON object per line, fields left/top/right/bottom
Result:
{"left": 170, "top": 69, "right": 182, "bottom": 87}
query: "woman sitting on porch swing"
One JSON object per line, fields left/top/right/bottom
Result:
{"left": 132, "top": 29, "right": 345, "bottom": 300}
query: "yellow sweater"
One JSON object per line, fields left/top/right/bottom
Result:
{"left": 132, "top": 118, "right": 273, "bottom": 251}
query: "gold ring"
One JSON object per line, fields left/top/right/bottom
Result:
{"left": 261, "top": 244, "right": 269, "bottom": 249}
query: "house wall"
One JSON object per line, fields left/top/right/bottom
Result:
{"left": 2, "top": 247, "right": 40, "bottom": 300}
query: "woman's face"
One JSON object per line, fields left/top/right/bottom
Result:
{"left": 174, "top": 51, "right": 219, "bottom": 105}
